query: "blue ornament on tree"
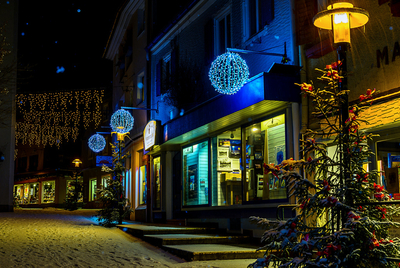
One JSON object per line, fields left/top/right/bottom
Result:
{"left": 110, "top": 109, "right": 134, "bottom": 133}
{"left": 208, "top": 52, "right": 249, "bottom": 95}
{"left": 88, "top": 134, "right": 106, "bottom": 153}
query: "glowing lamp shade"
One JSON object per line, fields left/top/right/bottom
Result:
{"left": 313, "top": 2, "right": 369, "bottom": 44}
{"left": 88, "top": 134, "right": 106, "bottom": 153}
{"left": 110, "top": 109, "right": 134, "bottom": 134}
{"left": 72, "top": 159, "right": 82, "bottom": 168}
{"left": 209, "top": 52, "right": 249, "bottom": 95}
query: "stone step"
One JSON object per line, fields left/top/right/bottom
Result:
{"left": 117, "top": 224, "right": 215, "bottom": 238}
{"left": 143, "top": 233, "right": 251, "bottom": 246}
{"left": 161, "top": 243, "right": 264, "bottom": 261}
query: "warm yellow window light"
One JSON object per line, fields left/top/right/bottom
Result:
{"left": 72, "top": 159, "right": 82, "bottom": 168}
{"left": 313, "top": 1, "right": 369, "bottom": 44}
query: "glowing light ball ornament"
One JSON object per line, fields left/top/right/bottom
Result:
{"left": 88, "top": 134, "right": 106, "bottom": 153}
{"left": 209, "top": 52, "right": 249, "bottom": 95}
{"left": 110, "top": 109, "right": 134, "bottom": 134}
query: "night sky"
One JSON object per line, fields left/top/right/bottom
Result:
{"left": 17, "top": 1, "right": 124, "bottom": 93}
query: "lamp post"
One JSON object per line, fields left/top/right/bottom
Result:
{"left": 313, "top": 1, "right": 369, "bottom": 228}
{"left": 108, "top": 108, "right": 134, "bottom": 224}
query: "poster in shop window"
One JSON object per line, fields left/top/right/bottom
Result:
{"left": 188, "top": 164, "right": 198, "bottom": 202}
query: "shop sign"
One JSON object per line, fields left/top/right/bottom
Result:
{"left": 96, "top": 156, "right": 113, "bottom": 167}
{"left": 144, "top": 120, "right": 160, "bottom": 151}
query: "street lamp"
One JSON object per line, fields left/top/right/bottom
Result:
{"left": 313, "top": 2, "right": 369, "bottom": 44}
{"left": 313, "top": 1, "right": 369, "bottom": 227}
{"left": 72, "top": 158, "right": 82, "bottom": 168}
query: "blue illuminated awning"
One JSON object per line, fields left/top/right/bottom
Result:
{"left": 162, "top": 64, "right": 300, "bottom": 146}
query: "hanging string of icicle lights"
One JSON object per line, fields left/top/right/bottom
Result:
{"left": 15, "top": 89, "right": 104, "bottom": 148}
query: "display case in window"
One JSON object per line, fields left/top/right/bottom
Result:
{"left": 153, "top": 157, "right": 161, "bottom": 210}
{"left": 245, "top": 114, "right": 287, "bottom": 201}
{"left": 14, "top": 184, "right": 23, "bottom": 204}
{"left": 183, "top": 141, "right": 209, "bottom": 206}
{"left": 139, "top": 165, "right": 147, "bottom": 205}
{"left": 42, "top": 181, "right": 56, "bottom": 203}
{"left": 28, "top": 183, "right": 39, "bottom": 204}
{"left": 89, "top": 179, "right": 97, "bottom": 201}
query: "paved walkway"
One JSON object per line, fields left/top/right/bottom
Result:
{"left": 0, "top": 208, "right": 260, "bottom": 268}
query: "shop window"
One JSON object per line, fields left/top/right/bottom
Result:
{"left": 212, "top": 127, "right": 242, "bottom": 206}
{"left": 101, "top": 175, "right": 110, "bottom": 189}
{"left": 243, "top": 0, "right": 274, "bottom": 39}
{"left": 153, "top": 157, "right": 161, "bottom": 210}
{"left": 14, "top": 184, "right": 23, "bottom": 204}
{"left": 377, "top": 140, "right": 400, "bottom": 196}
{"left": 42, "top": 181, "right": 56, "bottom": 203}
{"left": 89, "top": 178, "right": 97, "bottom": 201}
{"left": 244, "top": 114, "right": 287, "bottom": 201}
{"left": 182, "top": 141, "right": 209, "bottom": 206}
{"left": 139, "top": 165, "right": 147, "bottom": 205}
{"left": 125, "top": 170, "right": 131, "bottom": 204}
{"left": 28, "top": 183, "right": 39, "bottom": 204}
{"left": 214, "top": 7, "right": 232, "bottom": 57}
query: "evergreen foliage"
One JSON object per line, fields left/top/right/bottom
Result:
{"left": 64, "top": 178, "right": 83, "bottom": 211}
{"left": 249, "top": 62, "right": 400, "bottom": 268}
{"left": 97, "top": 138, "right": 131, "bottom": 227}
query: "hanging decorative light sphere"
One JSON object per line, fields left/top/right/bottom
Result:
{"left": 110, "top": 109, "right": 134, "bottom": 134}
{"left": 88, "top": 134, "right": 106, "bottom": 153}
{"left": 209, "top": 52, "right": 249, "bottom": 95}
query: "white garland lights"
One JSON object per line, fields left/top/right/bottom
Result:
{"left": 15, "top": 89, "right": 104, "bottom": 148}
{"left": 208, "top": 52, "right": 249, "bottom": 95}
{"left": 88, "top": 134, "right": 106, "bottom": 153}
{"left": 110, "top": 109, "right": 134, "bottom": 134}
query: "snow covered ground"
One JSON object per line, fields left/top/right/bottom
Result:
{"left": 0, "top": 208, "right": 256, "bottom": 268}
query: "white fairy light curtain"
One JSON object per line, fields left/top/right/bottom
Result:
{"left": 15, "top": 89, "right": 104, "bottom": 148}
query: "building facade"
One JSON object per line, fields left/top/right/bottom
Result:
{"left": 0, "top": 0, "right": 18, "bottom": 212}
{"left": 303, "top": 1, "right": 400, "bottom": 198}
{"left": 103, "top": 0, "right": 150, "bottom": 221}
{"left": 144, "top": 0, "right": 301, "bottom": 235}
{"left": 103, "top": 0, "right": 400, "bottom": 236}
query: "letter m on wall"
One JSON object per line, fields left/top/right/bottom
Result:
{"left": 377, "top": 46, "right": 389, "bottom": 68}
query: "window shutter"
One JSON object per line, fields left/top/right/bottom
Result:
{"left": 260, "top": 0, "right": 274, "bottom": 26}
{"left": 204, "top": 19, "right": 214, "bottom": 66}
{"left": 156, "top": 60, "right": 162, "bottom": 97}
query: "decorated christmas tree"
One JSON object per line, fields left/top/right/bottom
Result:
{"left": 97, "top": 137, "right": 131, "bottom": 227}
{"left": 249, "top": 62, "right": 400, "bottom": 267}
{"left": 64, "top": 179, "right": 83, "bottom": 211}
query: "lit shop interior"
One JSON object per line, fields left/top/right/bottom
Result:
{"left": 182, "top": 114, "right": 287, "bottom": 207}
{"left": 376, "top": 139, "right": 400, "bottom": 198}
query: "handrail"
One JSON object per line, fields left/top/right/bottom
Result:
{"left": 276, "top": 204, "right": 297, "bottom": 221}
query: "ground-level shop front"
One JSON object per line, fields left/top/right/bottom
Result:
{"left": 358, "top": 95, "right": 400, "bottom": 199}
{"left": 14, "top": 174, "right": 83, "bottom": 207}
{"left": 146, "top": 70, "right": 301, "bottom": 233}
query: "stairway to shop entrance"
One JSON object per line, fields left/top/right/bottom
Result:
{"left": 116, "top": 223, "right": 264, "bottom": 261}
